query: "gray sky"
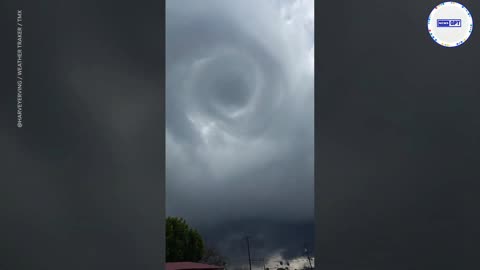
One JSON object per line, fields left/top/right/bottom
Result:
{"left": 166, "top": 0, "right": 314, "bottom": 265}
{"left": 2, "top": 0, "right": 480, "bottom": 269}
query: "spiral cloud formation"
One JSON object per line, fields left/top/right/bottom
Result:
{"left": 166, "top": 0, "right": 314, "bottom": 260}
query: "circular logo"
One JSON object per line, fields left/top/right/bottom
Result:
{"left": 427, "top": 2, "right": 473, "bottom": 47}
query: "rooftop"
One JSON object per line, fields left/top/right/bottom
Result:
{"left": 166, "top": 262, "right": 224, "bottom": 270}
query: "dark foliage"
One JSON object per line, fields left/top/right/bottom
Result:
{"left": 166, "top": 217, "right": 205, "bottom": 262}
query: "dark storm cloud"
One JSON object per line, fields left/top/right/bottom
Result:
{"left": 1, "top": 1, "right": 164, "bottom": 269}
{"left": 166, "top": 0, "right": 314, "bottom": 263}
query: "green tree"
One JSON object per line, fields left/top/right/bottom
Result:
{"left": 166, "top": 217, "right": 205, "bottom": 262}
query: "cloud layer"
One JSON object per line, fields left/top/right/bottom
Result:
{"left": 166, "top": 0, "right": 314, "bottom": 262}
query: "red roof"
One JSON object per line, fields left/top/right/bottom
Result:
{"left": 166, "top": 262, "right": 224, "bottom": 270}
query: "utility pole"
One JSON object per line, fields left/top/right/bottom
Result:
{"left": 304, "top": 244, "right": 313, "bottom": 270}
{"left": 246, "top": 236, "right": 252, "bottom": 270}
{"left": 251, "top": 258, "right": 265, "bottom": 270}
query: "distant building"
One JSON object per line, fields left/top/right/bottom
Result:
{"left": 166, "top": 262, "right": 224, "bottom": 270}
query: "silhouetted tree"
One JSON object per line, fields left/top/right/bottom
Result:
{"left": 166, "top": 217, "right": 204, "bottom": 262}
{"left": 200, "top": 246, "right": 228, "bottom": 267}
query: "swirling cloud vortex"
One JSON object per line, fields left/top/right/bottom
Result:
{"left": 166, "top": 0, "right": 314, "bottom": 224}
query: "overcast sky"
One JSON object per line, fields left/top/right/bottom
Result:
{"left": 166, "top": 0, "right": 314, "bottom": 266}
{"left": 4, "top": 0, "right": 479, "bottom": 269}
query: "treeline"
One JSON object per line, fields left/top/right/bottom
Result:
{"left": 166, "top": 216, "right": 228, "bottom": 267}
